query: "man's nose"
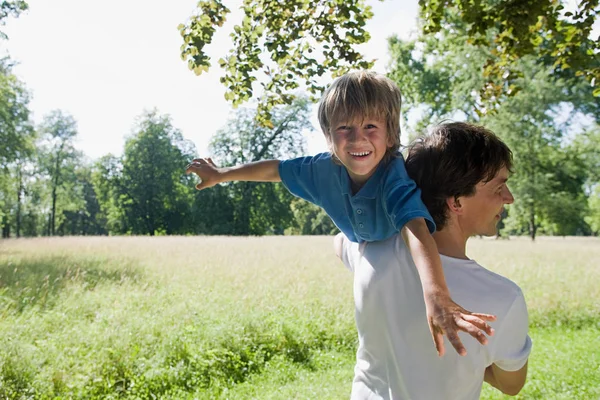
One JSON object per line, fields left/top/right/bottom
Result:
{"left": 504, "top": 187, "right": 515, "bottom": 204}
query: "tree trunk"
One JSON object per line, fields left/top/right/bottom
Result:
{"left": 50, "top": 149, "right": 63, "bottom": 236}
{"left": 1, "top": 215, "right": 9, "bottom": 238}
{"left": 234, "top": 182, "right": 252, "bottom": 235}
{"left": 51, "top": 181, "right": 58, "bottom": 236}
{"left": 529, "top": 203, "right": 536, "bottom": 241}
{"left": 16, "top": 162, "right": 22, "bottom": 238}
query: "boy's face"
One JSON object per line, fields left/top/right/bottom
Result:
{"left": 456, "top": 167, "right": 514, "bottom": 237}
{"left": 328, "top": 116, "right": 392, "bottom": 188}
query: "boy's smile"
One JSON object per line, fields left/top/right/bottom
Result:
{"left": 329, "top": 117, "right": 392, "bottom": 188}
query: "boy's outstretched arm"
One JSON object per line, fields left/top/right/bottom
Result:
{"left": 185, "top": 158, "right": 281, "bottom": 189}
{"left": 402, "top": 218, "right": 497, "bottom": 357}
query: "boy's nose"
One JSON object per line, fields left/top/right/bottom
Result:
{"left": 349, "top": 128, "right": 365, "bottom": 142}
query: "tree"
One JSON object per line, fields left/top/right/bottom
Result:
{"left": 587, "top": 185, "right": 600, "bottom": 235}
{"left": 92, "top": 154, "right": 125, "bottom": 235}
{"left": 0, "top": 60, "right": 34, "bottom": 238}
{"left": 0, "top": 1, "right": 28, "bottom": 40}
{"left": 180, "top": 0, "right": 374, "bottom": 124}
{"left": 573, "top": 127, "right": 600, "bottom": 235}
{"left": 37, "top": 111, "right": 80, "bottom": 236}
{"left": 180, "top": 0, "right": 599, "bottom": 122}
{"left": 0, "top": 60, "right": 33, "bottom": 166}
{"left": 0, "top": 144, "right": 36, "bottom": 238}
{"left": 0, "top": 3, "right": 35, "bottom": 236}
{"left": 118, "top": 110, "right": 196, "bottom": 235}
{"left": 420, "top": 0, "right": 600, "bottom": 101}
{"left": 206, "top": 97, "right": 311, "bottom": 235}
{"left": 287, "top": 198, "right": 338, "bottom": 235}
{"left": 191, "top": 183, "right": 236, "bottom": 235}
{"left": 388, "top": 18, "right": 597, "bottom": 239}
{"left": 58, "top": 165, "right": 107, "bottom": 236}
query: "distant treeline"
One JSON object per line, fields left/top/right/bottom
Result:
{"left": 1, "top": 2, "right": 599, "bottom": 240}
{"left": 0, "top": 95, "right": 598, "bottom": 240}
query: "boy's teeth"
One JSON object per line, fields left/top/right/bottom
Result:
{"left": 350, "top": 151, "right": 371, "bottom": 156}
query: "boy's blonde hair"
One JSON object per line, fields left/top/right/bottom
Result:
{"left": 317, "top": 71, "right": 401, "bottom": 162}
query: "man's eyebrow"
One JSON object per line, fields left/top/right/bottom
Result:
{"left": 487, "top": 176, "right": 508, "bottom": 185}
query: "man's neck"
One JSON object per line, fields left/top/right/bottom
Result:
{"left": 433, "top": 226, "right": 469, "bottom": 260}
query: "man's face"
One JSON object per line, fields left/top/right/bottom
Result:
{"left": 327, "top": 116, "right": 392, "bottom": 188}
{"left": 457, "top": 167, "right": 514, "bottom": 237}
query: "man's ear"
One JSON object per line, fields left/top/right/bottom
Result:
{"left": 446, "top": 196, "right": 463, "bottom": 215}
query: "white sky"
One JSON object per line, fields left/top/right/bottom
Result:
{"left": 1, "top": 0, "right": 420, "bottom": 161}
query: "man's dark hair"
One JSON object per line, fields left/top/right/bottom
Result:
{"left": 405, "top": 122, "right": 513, "bottom": 230}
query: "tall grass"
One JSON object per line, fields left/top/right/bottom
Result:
{"left": 0, "top": 236, "right": 598, "bottom": 399}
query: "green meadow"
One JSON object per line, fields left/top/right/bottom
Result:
{"left": 0, "top": 236, "right": 598, "bottom": 399}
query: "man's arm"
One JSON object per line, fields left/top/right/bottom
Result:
{"left": 484, "top": 362, "right": 528, "bottom": 396}
{"left": 186, "top": 158, "right": 281, "bottom": 190}
{"left": 485, "top": 290, "right": 531, "bottom": 395}
{"left": 402, "top": 218, "right": 496, "bottom": 356}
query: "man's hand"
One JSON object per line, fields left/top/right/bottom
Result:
{"left": 425, "top": 292, "right": 496, "bottom": 357}
{"left": 185, "top": 158, "right": 222, "bottom": 190}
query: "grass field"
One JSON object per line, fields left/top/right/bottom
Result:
{"left": 0, "top": 236, "right": 599, "bottom": 399}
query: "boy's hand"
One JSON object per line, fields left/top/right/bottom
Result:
{"left": 185, "top": 158, "right": 222, "bottom": 190}
{"left": 425, "top": 292, "right": 496, "bottom": 357}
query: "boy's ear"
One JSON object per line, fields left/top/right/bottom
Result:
{"left": 386, "top": 134, "right": 394, "bottom": 148}
{"left": 325, "top": 134, "right": 334, "bottom": 149}
{"left": 446, "top": 196, "right": 463, "bottom": 215}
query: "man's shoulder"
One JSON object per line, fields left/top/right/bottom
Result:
{"left": 442, "top": 256, "right": 524, "bottom": 305}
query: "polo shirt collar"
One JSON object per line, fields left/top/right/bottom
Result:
{"left": 339, "top": 160, "right": 387, "bottom": 199}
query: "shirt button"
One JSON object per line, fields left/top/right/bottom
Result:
{"left": 358, "top": 223, "right": 364, "bottom": 228}
{"left": 356, "top": 209, "right": 363, "bottom": 214}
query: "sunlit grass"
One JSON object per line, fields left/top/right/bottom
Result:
{"left": 0, "top": 236, "right": 598, "bottom": 398}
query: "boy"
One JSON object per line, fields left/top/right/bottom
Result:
{"left": 186, "top": 71, "right": 495, "bottom": 356}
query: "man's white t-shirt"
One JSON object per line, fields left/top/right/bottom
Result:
{"left": 340, "top": 235, "right": 532, "bottom": 400}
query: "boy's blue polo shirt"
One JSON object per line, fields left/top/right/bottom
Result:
{"left": 278, "top": 152, "right": 435, "bottom": 243}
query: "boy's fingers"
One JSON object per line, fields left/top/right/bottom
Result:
{"left": 432, "top": 329, "right": 445, "bottom": 357}
{"left": 446, "top": 328, "right": 467, "bottom": 356}
{"left": 186, "top": 165, "right": 201, "bottom": 174}
{"left": 455, "top": 319, "right": 489, "bottom": 345}
{"left": 470, "top": 312, "right": 497, "bottom": 322}
{"left": 186, "top": 161, "right": 209, "bottom": 173}
{"left": 462, "top": 314, "right": 494, "bottom": 336}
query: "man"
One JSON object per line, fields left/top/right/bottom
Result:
{"left": 335, "top": 122, "right": 532, "bottom": 399}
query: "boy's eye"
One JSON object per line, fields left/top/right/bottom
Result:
{"left": 363, "top": 122, "right": 382, "bottom": 130}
